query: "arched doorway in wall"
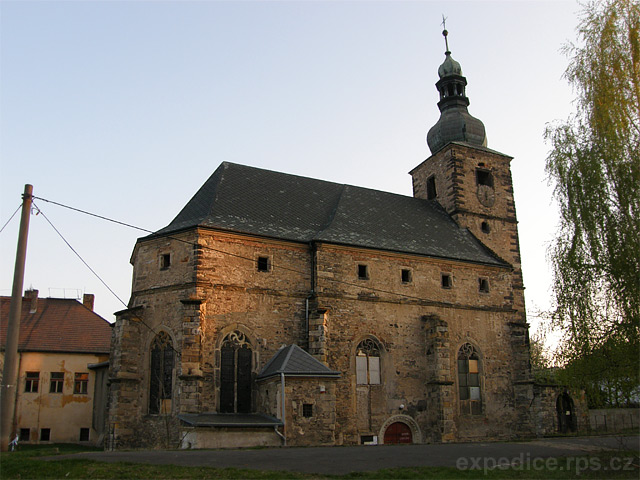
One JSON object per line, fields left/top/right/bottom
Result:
{"left": 383, "top": 422, "right": 413, "bottom": 444}
{"left": 556, "top": 392, "right": 576, "bottom": 433}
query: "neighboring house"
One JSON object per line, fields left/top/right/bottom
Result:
{"left": 0, "top": 290, "right": 112, "bottom": 445}
{"left": 108, "top": 42, "right": 537, "bottom": 449}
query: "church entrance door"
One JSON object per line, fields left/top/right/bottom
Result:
{"left": 383, "top": 422, "right": 412, "bottom": 444}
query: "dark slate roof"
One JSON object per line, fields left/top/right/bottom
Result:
{"left": 151, "top": 162, "right": 507, "bottom": 266}
{"left": 178, "top": 413, "right": 282, "bottom": 428}
{"left": 257, "top": 344, "right": 341, "bottom": 380}
{"left": 0, "top": 296, "right": 112, "bottom": 354}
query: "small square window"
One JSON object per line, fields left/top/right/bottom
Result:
{"left": 479, "top": 278, "right": 490, "bottom": 293}
{"left": 357, "top": 264, "right": 368, "bottom": 280}
{"left": 302, "top": 404, "right": 313, "bottom": 418}
{"left": 25, "top": 372, "right": 39, "bottom": 393}
{"left": 79, "top": 428, "right": 90, "bottom": 442}
{"left": 40, "top": 428, "right": 50, "bottom": 442}
{"left": 74, "top": 373, "right": 89, "bottom": 394}
{"left": 257, "top": 256, "right": 270, "bottom": 272}
{"left": 50, "top": 372, "right": 64, "bottom": 393}
{"left": 401, "top": 269, "right": 412, "bottom": 284}
{"left": 441, "top": 273, "right": 452, "bottom": 289}
{"left": 19, "top": 428, "right": 30, "bottom": 442}
{"left": 160, "top": 253, "right": 171, "bottom": 270}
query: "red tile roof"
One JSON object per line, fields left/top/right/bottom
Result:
{"left": 0, "top": 296, "right": 112, "bottom": 354}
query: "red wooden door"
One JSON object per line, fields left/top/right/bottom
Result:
{"left": 383, "top": 422, "right": 412, "bottom": 444}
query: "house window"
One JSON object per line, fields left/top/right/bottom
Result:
{"left": 149, "top": 331, "right": 175, "bottom": 414}
{"left": 79, "top": 428, "right": 90, "bottom": 442}
{"left": 160, "top": 253, "right": 171, "bottom": 270}
{"left": 476, "top": 169, "right": 493, "bottom": 187}
{"left": 426, "top": 175, "right": 437, "bottom": 200}
{"left": 481, "top": 221, "right": 491, "bottom": 234}
{"left": 50, "top": 372, "right": 64, "bottom": 393}
{"left": 458, "top": 343, "right": 482, "bottom": 415}
{"left": 257, "top": 256, "right": 270, "bottom": 272}
{"left": 441, "top": 273, "right": 452, "bottom": 289}
{"left": 40, "top": 428, "right": 51, "bottom": 442}
{"left": 401, "top": 269, "right": 412, "bottom": 284}
{"left": 220, "top": 331, "right": 253, "bottom": 414}
{"left": 25, "top": 372, "right": 39, "bottom": 393}
{"left": 19, "top": 428, "right": 30, "bottom": 442}
{"left": 479, "top": 277, "right": 490, "bottom": 293}
{"left": 356, "top": 338, "right": 381, "bottom": 385}
{"left": 74, "top": 373, "right": 89, "bottom": 394}
{"left": 357, "top": 264, "right": 368, "bottom": 280}
{"left": 302, "top": 404, "right": 313, "bottom": 418}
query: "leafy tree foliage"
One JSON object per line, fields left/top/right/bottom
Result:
{"left": 544, "top": 0, "right": 639, "bottom": 405}
{"left": 529, "top": 333, "right": 558, "bottom": 385}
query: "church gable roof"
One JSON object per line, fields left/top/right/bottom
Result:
{"left": 257, "top": 344, "right": 341, "bottom": 380}
{"left": 151, "top": 162, "right": 507, "bottom": 267}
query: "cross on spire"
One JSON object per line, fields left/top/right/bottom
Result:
{"left": 441, "top": 15, "right": 450, "bottom": 53}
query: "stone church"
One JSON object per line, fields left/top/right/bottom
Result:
{"left": 107, "top": 35, "right": 538, "bottom": 449}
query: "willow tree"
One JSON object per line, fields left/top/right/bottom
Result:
{"left": 545, "top": 0, "right": 639, "bottom": 404}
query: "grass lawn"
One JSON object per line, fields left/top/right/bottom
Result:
{"left": 1, "top": 444, "right": 638, "bottom": 479}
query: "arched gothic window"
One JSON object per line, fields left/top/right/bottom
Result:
{"left": 220, "top": 331, "right": 252, "bottom": 413}
{"left": 149, "top": 331, "right": 174, "bottom": 414}
{"left": 458, "top": 343, "right": 482, "bottom": 415}
{"left": 356, "top": 338, "right": 381, "bottom": 385}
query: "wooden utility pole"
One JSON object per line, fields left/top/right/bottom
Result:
{"left": 1, "top": 184, "right": 33, "bottom": 452}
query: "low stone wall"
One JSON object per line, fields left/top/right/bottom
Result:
{"left": 532, "top": 385, "right": 589, "bottom": 436}
{"left": 180, "top": 427, "right": 281, "bottom": 449}
{"left": 589, "top": 408, "right": 639, "bottom": 433}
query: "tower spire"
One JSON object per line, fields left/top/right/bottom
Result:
{"left": 426, "top": 22, "right": 487, "bottom": 154}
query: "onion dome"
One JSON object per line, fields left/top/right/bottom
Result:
{"left": 437, "top": 51, "right": 462, "bottom": 78}
{"left": 427, "top": 28, "right": 487, "bottom": 154}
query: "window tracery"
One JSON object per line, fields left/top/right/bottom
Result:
{"left": 356, "top": 338, "right": 381, "bottom": 385}
{"left": 458, "top": 343, "right": 482, "bottom": 415}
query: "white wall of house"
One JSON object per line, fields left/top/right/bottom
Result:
{"left": 15, "top": 351, "right": 108, "bottom": 445}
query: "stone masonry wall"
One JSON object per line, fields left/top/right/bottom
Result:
{"left": 313, "top": 242, "right": 529, "bottom": 444}
{"left": 411, "top": 143, "right": 533, "bottom": 434}
{"left": 109, "top": 178, "right": 533, "bottom": 447}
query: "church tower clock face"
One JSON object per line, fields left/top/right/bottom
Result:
{"left": 477, "top": 184, "right": 495, "bottom": 207}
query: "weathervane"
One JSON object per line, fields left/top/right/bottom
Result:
{"left": 441, "top": 15, "right": 450, "bottom": 53}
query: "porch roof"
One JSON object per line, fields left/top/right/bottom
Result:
{"left": 178, "top": 413, "right": 282, "bottom": 428}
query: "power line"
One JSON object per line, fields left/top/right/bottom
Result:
{"left": 32, "top": 196, "right": 153, "bottom": 234}
{"left": 0, "top": 204, "right": 22, "bottom": 234}
{"left": 32, "top": 202, "right": 180, "bottom": 356}
{"left": 31, "top": 195, "right": 511, "bottom": 311}
{"left": 33, "top": 203, "right": 129, "bottom": 308}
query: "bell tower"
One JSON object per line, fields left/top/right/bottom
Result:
{"left": 411, "top": 28, "right": 525, "bottom": 308}
{"left": 411, "top": 27, "right": 531, "bottom": 403}
{"left": 411, "top": 26, "right": 533, "bottom": 435}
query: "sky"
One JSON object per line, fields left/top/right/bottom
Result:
{"left": 1, "top": 0, "right": 581, "bottom": 342}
